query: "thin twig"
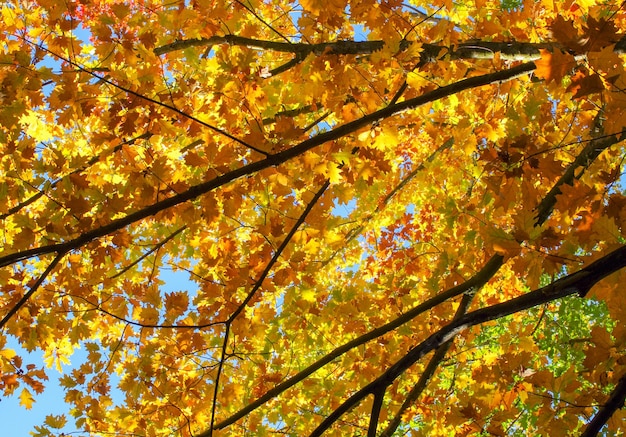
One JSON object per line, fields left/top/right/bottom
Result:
{"left": 20, "top": 37, "right": 267, "bottom": 156}
{"left": 207, "top": 180, "right": 331, "bottom": 436}
{"left": 0, "top": 251, "right": 67, "bottom": 330}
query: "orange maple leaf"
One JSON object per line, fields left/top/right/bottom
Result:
{"left": 534, "top": 49, "right": 577, "bottom": 84}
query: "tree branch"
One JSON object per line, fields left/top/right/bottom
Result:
{"left": 267, "top": 53, "right": 306, "bottom": 76}
{"left": 229, "top": 179, "right": 330, "bottom": 324}
{"left": 208, "top": 180, "right": 330, "bottom": 436}
{"left": 109, "top": 226, "right": 187, "bottom": 280}
{"left": 155, "top": 34, "right": 626, "bottom": 69}
{"left": 0, "top": 62, "right": 535, "bottom": 269}
{"left": 71, "top": 296, "right": 225, "bottom": 330}
{"left": 377, "top": 124, "right": 592, "bottom": 434}
{"left": 155, "top": 35, "right": 559, "bottom": 63}
{"left": 0, "top": 251, "right": 67, "bottom": 330}
{"left": 210, "top": 254, "right": 503, "bottom": 432}
{"left": 535, "top": 131, "right": 626, "bottom": 226}
{"left": 367, "top": 387, "right": 386, "bottom": 437}
{"left": 580, "top": 372, "right": 626, "bottom": 437}
{"left": 378, "top": 287, "right": 477, "bottom": 437}
{"left": 309, "top": 244, "right": 626, "bottom": 436}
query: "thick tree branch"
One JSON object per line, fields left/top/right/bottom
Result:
{"left": 368, "top": 387, "right": 386, "bottom": 437}
{"left": 267, "top": 53, "right": 306, "bottom": 76}
{"left": 378, "top": 288, "right": 477, "bottom": 437}
{"left": 155, "top": 35, "right": 559, "bottom": 62}
{"left": 378, "top": 337, "right": 452, "bottom": 437}
{"left": 0, "top": 62, "right": 535, "bottom": 269}
{"left": 581, "top": 373, "right": 626, "bottom": 437}
{"left": 375, "top": 135, "right": 596, "bottom": 433}
{"left": 309, "top": 244, "right": 626, "bottom": 437}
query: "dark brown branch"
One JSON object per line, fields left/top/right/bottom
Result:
{"left": 367, "top": 387, "right": 386, "bottom": 437}
{"left": 155, "top": 35, "right": 557, "bottom": 63}
{"left": 379, "top": 337, "right": 451, "bottom": 437}
{"left": 377, "top": 122, "right": 584, "bottom": 434}
{"left": 110, "top": 226, "right": 187, "bottom": 279}
{"left": 208, "top": 323, "right": 231, "bottom": 437}
{"left": 209, "top": 254, "right": 503, "bottom": 433}
{"left": 0, "top": 62, "right": 535, "bottom": 269}
{"left": 208, "top": 180, "right": 331, "bottom": 436}
{"left": 379, "top": 287, "right": 476, "bottom": 437}
{"left": 302, "top": 111, "right": 331, "bottom": 133}
{"left": 268, "top": 54, "right": 306, "bottom": 76}
{"left": 309, "top": 244, "right": 626, "bottom": 437}
{"left": 535, "top": 130, "right": 625, "bottom": 226}
{"left": 78, "top": 297, "right": 225, "bottom": 330}
{"left": 232, "top": 180, "right": 330, "bottom": 323}
{"left": 64, "top": 285, "right": 225, "bottom": 330}
{"left": 157, "top": 33, "right": 626, "bottom": 71}
{"left": 0, "top": 251, "right": 67, "bottom": 330}
{"left": 155, "top": 35, "right": 386, "bottom": 56}
{"left": 579, "top": 373, "right": 626, "bottom": 437}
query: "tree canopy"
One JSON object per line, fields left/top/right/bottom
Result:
{"left": 2, "top": 0, "right": 626, "bottom": 435}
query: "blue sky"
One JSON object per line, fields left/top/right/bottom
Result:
{"left": 2, "top": 344, "right": 74, "bottom": 436}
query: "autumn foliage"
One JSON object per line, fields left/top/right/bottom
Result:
{"left": 3, "top": 0, "right": 626, "bottom": 435}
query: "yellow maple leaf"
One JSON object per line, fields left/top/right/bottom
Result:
{"left": 19, "top": 387, "right": 34, "bottom": 409}
{"left": 302, "top": 288, "right": 317, "bottom": 302}
{"left": 19, "top": 110, "right": 61, "bottom": 143}
{"left": 44, "top": 414, "right": 68, "bottom": 429}
{"left": 326, "top": 162, "right": 343, "bottom": 184}
{"left": 314, "top": 162, "right": 343, "bottom": 183}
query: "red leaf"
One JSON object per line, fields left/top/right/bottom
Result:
{"left": 566, "top": 70, "right": 605, "bottom": 98}
{"left": 550, "top": 16, "right": 586, "bottom": 52}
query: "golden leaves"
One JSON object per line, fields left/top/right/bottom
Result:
{"left": 19, "top": 110, "right": 62, "bottom": 143}
{"left": 164, "top": 291, "right": 189, "bottom": 321}
{"left": 3, "top": 1, "right": 626, "bottom": 437}
{"left": 314, "top": 161, "right": 343, "bottom": 183}
{"left": 300, "top": 0, "right": 348, "bottom": 28}
{"left": 566, "top": 70, "right": 605, "bottom": 98}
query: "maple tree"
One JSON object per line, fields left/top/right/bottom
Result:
{"left": 3, "top": 0, "right": 626, "bottom": 435}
